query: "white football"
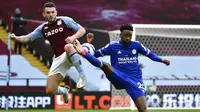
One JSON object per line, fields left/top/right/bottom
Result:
{"left": 82, "top": 43, "right": 95, "bottom": 55}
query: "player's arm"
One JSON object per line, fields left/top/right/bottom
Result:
{"left": 62, "top": 17, "right": 86, "bottom": 43}
{"left": 10, "top": 24, "right": 44, "bottom": 43}
{"left": 68, "top": 27, "right": 85, "bottom": 43}
{"left": 73, "top": 27, "right": 85, "bottom": 39}
{"left": 138, "top": 42, "right": 170, "bottom": 66}
{"left": 94, "top": 43, "right": 111, "bottom": 58}
{"left": 10, "top": 34, "right": 30, "bottom": 43}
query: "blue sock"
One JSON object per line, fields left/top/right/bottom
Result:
{"left": 85, "top": 52, "right": 103, "bottom": 68}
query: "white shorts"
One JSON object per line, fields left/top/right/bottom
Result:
{"left": 48, "top": 52, "right": 73, "bottom": 77}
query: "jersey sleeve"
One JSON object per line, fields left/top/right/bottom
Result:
{"left": 60, "top": 16, "right": 82, "bottom": 32}
{"left": 94, "top": 43, "right": 111, "bottom": 58}
{"left": 137, "top": 42, "right": 150, "bottom": 55}
{"left": 26, "top": 24, "right": 44, "bottom": 41}
{"left": 138, "top": 42, "right": 162, "bottom": 62}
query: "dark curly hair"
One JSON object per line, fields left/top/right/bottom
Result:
{"left": 119, "top": 24, "right": 133, "bottom": 33}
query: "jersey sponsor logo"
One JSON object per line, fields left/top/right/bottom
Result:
{"left": 44, "top": 27, "right": 64, "bottom": 37}
{"left": 118, "top": 56, "right": 137, "bottom": 64}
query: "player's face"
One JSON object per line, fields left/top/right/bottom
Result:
{"left": 121, "top": 30, "right": 133, "bottom": 45}
{"left": 43, "top": 7, "right": 57, "bottom": 23}
{"left": 87, "top": 36, "right": 94, "bottom": 43}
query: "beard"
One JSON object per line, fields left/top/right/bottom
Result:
{"left": 47, "top": 17, "right": 56, "bottom": 23}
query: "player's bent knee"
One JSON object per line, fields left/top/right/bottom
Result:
{"left": 64, "top": 44, "right": 74, "bottom": 53}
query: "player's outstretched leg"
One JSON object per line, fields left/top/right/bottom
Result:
{"left": 46, "top": 73, "right": 70, "bottom": 104}
{"left": 126, "top": 86, "right": 147, "bottom": 112}
{"left": 74, "top": 44, "right": 103, "bottom": 68}
{"left": 134, "top": 96, "right": 147, "bottom": 112}
{"left": 64, "top": 43, "right": 87, "bottom": 89}
{"left": 74, "top": 44, "right": 126, "bottom": 89}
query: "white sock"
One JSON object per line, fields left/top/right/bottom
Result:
{"left": 69, "top": 51, "right": 85, "bottom": 77}
{"left": 56, "top": 86, "right": 67, "bottom": 95}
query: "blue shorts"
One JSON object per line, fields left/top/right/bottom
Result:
{"left": 106, "top": 68, "right": 145, "bottom": 101}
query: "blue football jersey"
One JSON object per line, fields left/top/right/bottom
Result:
{"left": 94, "top": 41, "right": 152, "bottom": 79}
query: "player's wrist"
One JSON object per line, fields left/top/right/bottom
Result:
{"left": 65, "top": 37, "right": 72, "bottom": 44}
{"left": 160, "top": 58, "right": 164, "bottom": 62}
{"left": 70, "top": 36, "right": 77, "bottom": 43}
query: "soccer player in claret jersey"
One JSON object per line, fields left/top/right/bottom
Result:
{"left": 74, "top": 24, "right": 170, "bottom": 112}
{"left": 10, "top": 2, "right": 87, "bottom": 104}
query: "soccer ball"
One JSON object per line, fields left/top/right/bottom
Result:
{"left": 82, "top": 43, "right": 95, "bottom": 55}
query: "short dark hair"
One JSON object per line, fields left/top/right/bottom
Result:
{"left": 120, "top": 24, "right": 133, "bottom": 32}
{"left": 43, "top": 2, "right": 56, "bottom": 10}
{"left": 86, "top": 33, "right": 94, "bottom": 38}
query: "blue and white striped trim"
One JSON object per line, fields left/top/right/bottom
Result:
{"left": 146, "top": 49, "right": 150, "bottom": 55}
{"left": 99, "top": 50, "right": 104, "bottom": 56}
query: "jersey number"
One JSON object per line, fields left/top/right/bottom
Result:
{"left": 137, "top": 82, "right": 145, "bottom": 92}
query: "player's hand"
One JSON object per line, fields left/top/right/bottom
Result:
{"left": 65, "top": 36, "right": 76, "bottom": 44}
{"left": 10, "top": 33, "right": 17, "bottom": 40}
{"left": 162, "top": 59, "right": 170, "bottom": 66}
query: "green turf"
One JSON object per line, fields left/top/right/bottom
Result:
{"left": 1, "top": 109, "right": 200, "bottom": 112}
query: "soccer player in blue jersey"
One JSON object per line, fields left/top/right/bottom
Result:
{"left": 10, "top": 2, "right": 87, "bottom": 104}
{"left": 74, "top": 24, "right": 170, "bottom": 112}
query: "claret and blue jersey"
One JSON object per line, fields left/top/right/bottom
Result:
{"left": 26, "top": 16, "right": 82, "bottom": 57}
